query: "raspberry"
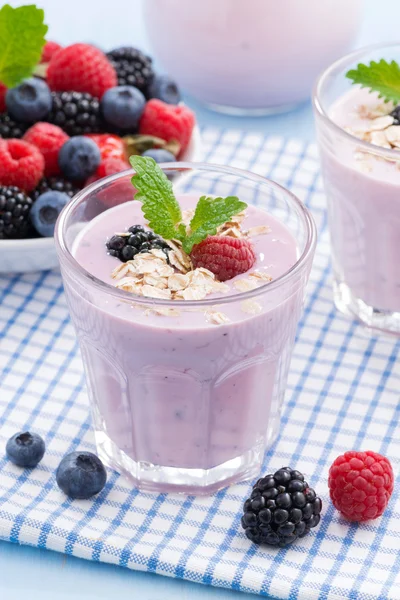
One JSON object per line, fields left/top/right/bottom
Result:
{"left": 0, "top": 82, "right": 7, "bottom": 112}
{"left": 328, "top": 451, "right": 394, "bottom": 522}
{"left": 47, "top": 44, "right": 117, "bottom": 99}
{"left": 23, "top": 122, "right": 69, "bottom": 177}
{"left": 0, "top": 139, "right": 44, "bottom": 192}
{"left": 139, "top": 99, "right": 195, "bottom": 156}
{"left": 97, "top": 156, "right": 129, "bottom": 179}
{"left": 85, "top": 156, "right": 129, "bottom": 186}
{"left": 191, "top": 235, "right": 256, "bottom": 282}
{"left": 85, "top": 133, "right": 126, "bottom": 162}
{"left": 41, "top": 41, "right": 62, "bottom": 63}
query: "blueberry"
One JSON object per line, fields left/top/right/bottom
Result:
{"left": 101, "top": 85, "right": 146, "bottom": 130}
{"left": 30, "top": 191, "right": 69, "bottom": 237}
{"left": 6, "top": 78, "right": 52, "bottom": 123}
{"left": 147, "top": 74, "right": 181, "bottom": 105}
{"left": 6, "top": 431, "right": 45, "bottom": 468}
{"left": 56, "top": 451, "right": 107, "bottom": 499}
{"left": 58, "top": 136, "right": 101, "bottom": 181}
{"left": 142, "top": 149, "right": 176, "bottom": 163}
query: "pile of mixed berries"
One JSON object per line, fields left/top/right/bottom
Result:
{"left": 4, "top": 429, "right": 395, "bottom": 540}
{"left": 0, "top": 41, "right": 195, "bottom": 240}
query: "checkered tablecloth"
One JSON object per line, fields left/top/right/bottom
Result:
{"left": 0, "top": 128, "right": 399, "bottom": 600}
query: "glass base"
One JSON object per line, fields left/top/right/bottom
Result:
{"left": 333, "top": 279, "right": 400, "bottom": 336}
{"left": 95, "top": 424, "right": 279, "bottom": 494}
{"left": 203, "top": 100, "right": 300, "bottom": 117}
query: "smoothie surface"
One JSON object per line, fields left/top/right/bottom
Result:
{"left": 74, "top": 194, "right": 298, "bottom": 300}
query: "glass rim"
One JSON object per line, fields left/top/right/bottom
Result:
{"left": 55, "top": 161, "right": 317, "bottom": 308}
{"left": 312, "top": 41, "right": 400, "bottom": 160}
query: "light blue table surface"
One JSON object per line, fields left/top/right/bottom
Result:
{"left": 1, "top": 1, "right": 398, "bottom": 598}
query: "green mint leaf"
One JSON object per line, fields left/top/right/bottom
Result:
{"left": 182, "top": 195, "right": 247, "bottom": 253}
{"left": 346, "top": 59, "right": 400, "bottom": 104}
{"left": 0, "top": 4, "right": 48, "bottom": 88}
{"left": 130, "top": 155, "right": 182, "bottom": 240}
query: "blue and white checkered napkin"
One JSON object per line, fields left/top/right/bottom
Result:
{"left": 0, "top": 128, "right": 399, "bottom": 600}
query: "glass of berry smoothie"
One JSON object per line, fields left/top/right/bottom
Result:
{"left": 144, "top": 0, "right": 362, "bottom": 114}
{"left": 55, "top": 160, "right": 316, "bottom": 493}
{"left": 314, "top": 43, "right": 400, "bottom": 335}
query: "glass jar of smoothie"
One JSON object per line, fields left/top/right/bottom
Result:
{"left": 55, "top": 163, "right": 316, "bottom": 493}
{"left": 143, "top": 0, "right": 362, "bottom": 115}
{"left": 314, "top": 43, "right": 400, "bottom": 336}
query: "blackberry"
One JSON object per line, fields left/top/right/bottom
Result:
{"left": 31, "top": 177, "right": 80, "bottom": 202}
{"left": 390, "top": 105, "right": 400, "bottom": 125}
{"left": 106, "top": 224, "right": 170, "bottom": 262}
{"left": 47, "top": 91, "right": 103, "bottom": 136}
{"left": 0, "top": 186, "right": 33, "bottom": 239}
{"left": 241, "top": 468, "right": 322, "bottom": 548}
{"left": 0, "top": 113, "right": 29, "bottom": 139}
{"left": 106, "top": 47, "right": 154, "bottom": 93}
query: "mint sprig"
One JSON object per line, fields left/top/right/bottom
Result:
{"left": 346, "top": 59, "right": 400, "bottom": 104}
{"left": 184, "top": 195, "right": 246, "bottom": 253}
{"left": 130, "top": 155, "right": 247, "bottom": 253}
{"left": 131, "top": 155, "right": 182, "bottom": 240}
{"left": 0, "top": 4, "right": 48, "bottom": 88}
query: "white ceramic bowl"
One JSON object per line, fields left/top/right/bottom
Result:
{"left": 0, "top": 125, "right": 202, "bottom": 274}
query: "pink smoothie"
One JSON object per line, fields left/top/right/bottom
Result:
{"left": 67, "top": 196, "right": 302, "bottom": 491}
{"left": 318, "top": 87, "right": 400, "bottom": 313}
{"left": 144, "top": 0, "right": 362, "bottom": 110}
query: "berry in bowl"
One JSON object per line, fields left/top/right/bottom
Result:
{"left": 0, "top": 6, "right": 200, "bottom": 273}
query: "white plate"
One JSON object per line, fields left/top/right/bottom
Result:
{"left": 0, "top": 125, "right": 203, "bottom": 274}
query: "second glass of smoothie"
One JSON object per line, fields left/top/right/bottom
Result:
{"left": 56, "top": 163, "right": 316, "bottom": 493}
{"left": 314, "top": 44, "right": 400, "bottom": 335}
